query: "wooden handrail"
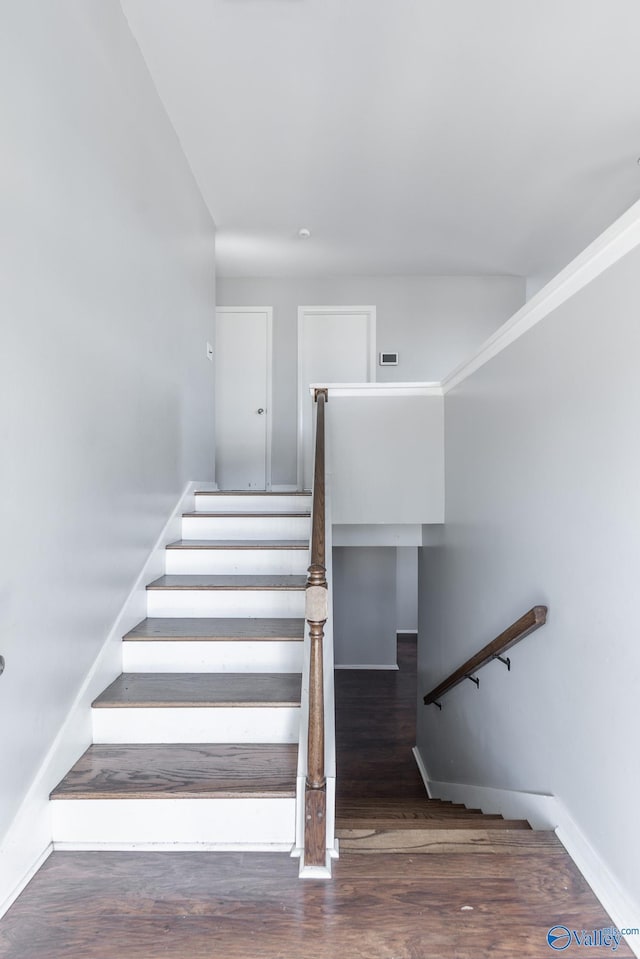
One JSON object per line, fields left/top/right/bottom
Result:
{"left": 423, "top": 606, "right": 548, "bottom": 706}
{"left": 304, "top": 388, "right": 328, "bottom": 867}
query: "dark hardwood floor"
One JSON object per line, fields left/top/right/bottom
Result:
{"left": 0, "top": 635, "right": 631, "bottom": 958}
{"left": 335, "top": 634, "right": 426, "bottom": 803}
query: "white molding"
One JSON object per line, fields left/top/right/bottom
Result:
{"left": 335, "top": 663, "right": 399, "bottom": 670}
{"left": 556, "top": 820, "right": 640, "bottom": 957}
{"left": 271, "top": 484, "right": 299, "bottom": 492}
{"left": 442, "top": 197, "right": 640, "bottom": 393}
{"left": 215, "top": 306, "right": 273, "bottom": 490}
{"left": 412, "top": 745, "right": 433, "bottom": 799}
{"left": 297, "top": 305, "right": 377, "bottom": 490}
{"left": 0, "top": 480, "right": 198, "bottom": 918}
{"left": 0, "top": 843, "right": 52, "bottom": 920}
{"left": 397, "top": 629, "right": 418, "bottom": 635}
{"left": 309, "top": 381, "right": 442, "bottom": 398}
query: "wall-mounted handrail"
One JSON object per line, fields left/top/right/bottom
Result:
{"left": 423, "top": 606, "right": 548, "bottom": 707}
{"left": 304, "top": 388, "right": 328, "bottom": 867}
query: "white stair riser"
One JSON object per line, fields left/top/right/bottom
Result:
{"left": 195, "top": 494, "right": 310, "bottom": 513}
{"left": 92, "top": 706, "right": 300, "bottom": 743}
{"left": 146, "top": 589, "right": 305, "bottom": 618}
{"left": 165, "top": 549, "right": 308, "bottom": 576}
{"left": 123, "top": 640, "right": 304, "bottom": 673}
{"left": 51, "top": 798, "right": 295, "bottom": 845}
{"left": 182, "top": 515, "right": 310, "bottom": 541}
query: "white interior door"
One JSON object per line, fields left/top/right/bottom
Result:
{"left": 298, "top": 306, "right": 376, "bottom": 489}
{"left": 215, "top": 307, "right": 272, "bottom": 490}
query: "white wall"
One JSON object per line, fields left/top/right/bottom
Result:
{"left": 417, "top": 242, "right": 640, "bottom": 911}
{"left": 397, "top": 548, "right": 418, "bottom": 632}
{"left": 328, "top": 393, "right": 444, "bottom": 525}
{"left": 217, "top": 275, "right": 524, "bottom": 484}
{"left": 0, "top": 1, "right": 215, "bottom": 847}
{"left": 333, "top": 548, "right": 397, "bottom": 668}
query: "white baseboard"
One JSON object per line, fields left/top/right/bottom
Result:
{"left": 0, "top": 480, "right": 199, "bottom": 920}
{"left": 397, "top": 629, "right": 418, "bottom": 635}
{"left": 271, "top": 484, "right": 299, "bottom": 492}
{"left": 0, "top": 840, "right": 52, "bottom": 919}
{"left": 412, "top": 746, "right": 433, "bottom": 798}
{"left": 335, "top": 663, "right": 399, "bottom": 670}
{"left": 556, "top": 819, "right": 640, "bottom": 958}
{"left": 414, "top": 746, "right": 640, "bottom": 958}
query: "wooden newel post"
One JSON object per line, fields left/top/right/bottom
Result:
{"left": 304, "top": 389, "right": 328, "bottom": 867}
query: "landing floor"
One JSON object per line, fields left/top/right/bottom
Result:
{"left": 1, "top": 847, "right": 629, "bottom": 959}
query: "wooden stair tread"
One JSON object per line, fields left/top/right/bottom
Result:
{"left": 183, "top": 511, "right": 311, "bottom": 518}
{"left": 336, "top": 807, "right": 498, "bottom": 819}
{"left": 335, "top": 811, "right": 511, "bottom": 825}
{"left": 166, "top": 540, "right": 308, "bottom": 550}
{"left": 336, "top": 818, "right": 531, "bottom": 831}
{"left": 92, "top": 673, "right": 302, "bottom": 708}
{"left": 147, "top": 575, "right": 307, "bottom": 590}
{"left": 51, "top": 744, "right": 298, "bottom": 800}
{"left": 336, "top": 829, "right": 560, "bottom": 854}
{"left": 124, "top": 618, "right": 305, "bottom": 642}
{"left": 336, "top": 799, "right": 471, "bottom": 814}
{"left": 335, "top": 807, "right": 497, "bottom": 821}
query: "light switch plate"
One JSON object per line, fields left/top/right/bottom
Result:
{"left": 206, "top": 342, "right": 214, "bottom": 361}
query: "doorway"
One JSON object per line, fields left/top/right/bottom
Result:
{"left": 215, "top": 307, "right": 272, "bottom": 490}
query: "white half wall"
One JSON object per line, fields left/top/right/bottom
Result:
{"left": 0, "top": 0, "right": 215, "bottom": 879}
{"left": 328, "top": 392, "right": 444, "bottom": 525}
{"left": 217, "top": 275, "right": 525, "bottom": 483}
{"left": 417, "top": 239, "right": 640, "bottom": 918}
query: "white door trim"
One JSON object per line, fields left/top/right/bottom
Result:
{"left": 296, "top": 305, "right": 376, "bottom": 490}
{"left": 215, "top": 306, "right": 273, "bottom": 490}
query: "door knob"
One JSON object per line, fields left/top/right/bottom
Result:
{"left": 257, "top": 408, "right": 265, "bottom": 414}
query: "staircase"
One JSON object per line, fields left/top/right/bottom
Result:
{"left": 334, "top": 635, "right": 563, "bottom": 868}
{"left": 50, "top": 491, "right": 312, "bottom": 850}
{"left": 335, "top": 797, "right": 561, "bottom": 854}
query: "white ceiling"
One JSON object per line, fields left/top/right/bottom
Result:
{"left": 121, "top": 0, "right": 640, "bottom": 279}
